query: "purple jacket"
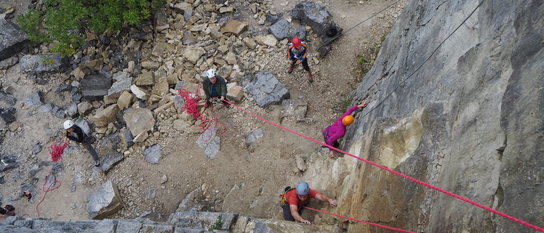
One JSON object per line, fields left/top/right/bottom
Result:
{"left": 323, "top": 105, "right": 359, "bottom": 149}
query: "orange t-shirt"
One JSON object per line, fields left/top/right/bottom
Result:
{"left": 286, "top": 188, "right": 318, "bottom": 208}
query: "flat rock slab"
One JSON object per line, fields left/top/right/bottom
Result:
{"left": 124, "top": 108, "right": 155, "bottom": 136}
{"left": 100, "top": 152, "right": 124, "bottom": 172}
{"left": 81, "top": 74, "right": 112, "bottom": 99}
{"left": 246, "top": 70, "right": 290, "bottom": 107}
{"left": 246, "top": 128, "right": 264, "bottom": 146}
{"left": 19, "top": 53, "right": 63, "bottom": 73}
{"left": 144, "top": 145, "right": 162, "bottom": 164}
{"left": 196, "top": 127, "right": 220, "bottom": 160}
{"left": 86, "top": 180, "right": 123, "bottom": 219}
{"left": 268, "top": 18, "right": 291, "bottom": 40}
{"left": 24, "top": 92, "right": 43, "bottom": 108}
{"left": 0, "top": 18, "right": 28, "bottom": 61}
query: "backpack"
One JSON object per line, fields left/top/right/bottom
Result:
{"left": 279, "top": 186, "right": 296, "bottom": 206}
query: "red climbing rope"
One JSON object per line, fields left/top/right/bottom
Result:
{"left": 35, "top": 170, "right": 61, "bottom": 217}
{"left": 304, "top": 207, "right": 415, "bottom": 233}
{"left": 49, "top": 140, "right": 68, "bottom": 162}
{"left": 223, "top": 100, "right": 544, "bottom": 232}
{"left": 177, "top": 88, "right": 227, "bottom": 141}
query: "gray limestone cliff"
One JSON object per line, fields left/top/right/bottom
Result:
{"left": 306, "top": 0, "right": 543, "bottom": 232}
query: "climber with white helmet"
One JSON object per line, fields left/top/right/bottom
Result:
{"left": 287, "top": 36, "right": 314, "bottom": 82}
{"left": 323, "top": 100, "right": 369, "bottom": 159}
{"left": 202, "top": 69, "right": 229, "bottom": 108}
{"left": 280, "top": 181, "right": 337, "bottom": 224}
{"left": 64, "top": 120, "right": 100, "bottom": 167}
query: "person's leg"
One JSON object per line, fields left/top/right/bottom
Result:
{"left": 282, "top": 204, "right": 296, "bottom": 221}
{"left": 302, "top": 60, "right": 313, "bottom": 82}
{"left": 329, "top": 141, "right": 340, "bottom": 159}
{"left": 83, "top": 143, "right": 100, "bottom": 166}
{"left": 288, "top": 60, "right": 295, "bottom": 73}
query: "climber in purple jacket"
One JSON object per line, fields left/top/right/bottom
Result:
{"left": 323, "top": 100, "right": 369, "bottom": 159}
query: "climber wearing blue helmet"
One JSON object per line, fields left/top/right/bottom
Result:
{"left": 280, "top": 181, "right": 337, "bottom": 224}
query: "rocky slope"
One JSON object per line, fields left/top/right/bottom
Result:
{"left": 300, "top": 0, "right": 543, "bottom": 232}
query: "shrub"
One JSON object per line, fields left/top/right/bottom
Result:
{"left": 17, "top": 0, "right": 165, "bottom": 56}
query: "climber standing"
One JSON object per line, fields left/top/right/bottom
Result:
{"left": 281, "top": 181, "right": 337, "bottom": 224}
{"left": 64, "top": 120, "right": 100, "bottom": 167}
{"left": 323, "top": 100, "right": 369, "bottom": 159}
{"left": 287, "top": 37, "right": 314, "bottom": 82}
{"left": 202, "top": 69, "right": 229, "bottom": 108}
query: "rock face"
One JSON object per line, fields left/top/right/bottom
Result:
{"left": 0, "top": 18, "right": 28, "bottom": 61}
{"left": 304, "top": 1, "right": 544, "bottom": 233}
{"left": 245, "top": 70, "right": 289, "bottom": 107}
{"left": 86, "top": 180, "right": 123, "bottom": 219}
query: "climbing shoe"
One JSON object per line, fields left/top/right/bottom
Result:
{"left": 308, "top": 73, "right": 314, "bottom": 83}
{"left": 95, "top": 160, "right": 101, "bottom": 167}
{"left": 288, "top": 65, "right": 294, "bottom": 74}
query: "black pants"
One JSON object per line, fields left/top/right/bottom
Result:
{"left": 282, "top": 204, "right": 305, "bottom": 221}
{"left": 83, "top": 143, "right": 100, "bottom": 163}
{"left": 290, "top": 59, "right": 310, "bottom": 71}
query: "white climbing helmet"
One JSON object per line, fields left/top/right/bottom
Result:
{"left": 206, "top": 69, "right": 216, "bottom": 79}
{"left": 63, "top": 120, "right": 75, "bottom": 130}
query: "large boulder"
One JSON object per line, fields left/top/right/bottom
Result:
{"left": 0, "top": 155, "right": 18, "bottom": 172}
{"left": 0, "top": 107, "right": 16, "bottom": 124}
{"left": 290, "top": 1, "right": 342, "bottom": 57}
{"left": 183, "top": 46, "right": 205, "bottom": 64}
{"left": 81, "top": 74, "right": 112, "bottom": 99}
{"left": 19, "top": 53, "right": 63, "bottom": 73}
{"left": 87, "top": 180, "right": 123, "bottom": 219}
{"left": 220, "top": 20, "right": 248, "bottom": 35}
{"left": 100, "top": 152, "right": 124, "bottom": 173}
{"left": 245, "top": 70, "right": 290, "bottom": 107}
{"left": 123, "top": 108, "right": 155, "bottom": 136}
{"left": 106, "top": 72, "right": 132, "bottom": 99}
{"left": 268, "top": 18, "right": 291, "bottom": 40}
{"left": 24, "top": 92, "right": 43, "bottom": 108}
{"left": 0, "top": 18, "right": 27, "bottom": 61}
{"left": 91, "top": 104, "right": 119, "bottom": 127}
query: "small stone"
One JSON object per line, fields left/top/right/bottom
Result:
{"left": 161, "top": 175, "right": 168, "bottom": 184}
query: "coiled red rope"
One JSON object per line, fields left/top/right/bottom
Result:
{"left": 177, "top": 88, "right": 227, "bottom": 142}
{"left": 49, "top": 140, "right": 68, "bottom": 162}
{"left": 224, "top": 100, "right": 544, "bottom": 232}
{"left": 304, "top": 207, "right": 414, "bottom": 233}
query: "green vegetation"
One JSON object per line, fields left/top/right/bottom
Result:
{"left": 40, "top": 57, "right": 55, "bottom": 65}
{"left": 16, "top": 0, "right": 165, "bottom": 56}
{"left": 208, "top": 216, "right": 224, "bottom": 231}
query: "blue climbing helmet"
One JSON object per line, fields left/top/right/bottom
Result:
{"left": 296, "top": 181, "right": 310, "bottom": 195}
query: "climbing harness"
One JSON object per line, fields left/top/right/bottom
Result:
{"left": 279, "top": 186, "right": 296, "bottom": 207}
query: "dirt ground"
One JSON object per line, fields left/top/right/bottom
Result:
{"left": 0, "top": 0, "right": 405, "bottom": 223}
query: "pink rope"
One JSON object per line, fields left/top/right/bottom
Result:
{"left": 223, "top": 100, "right": 544, "bottom": 232}
{"left": 304, "top": 207, "right": 415, "bottom": 233}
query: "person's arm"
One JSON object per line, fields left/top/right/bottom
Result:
{"left": 315, "top": 193, "right": 337, "bottom": 207}
{"left": 301, "top": 43, "right": 308, "bottom": 60}
{"left": 202, "top": 80, "right": 211, "bottom": 99}
{"left": 290, "top": 204, "right": 311, "bottom": 224}
{"left": 219, "top": 77, "right": 228, "bottom": 99}
{"left": 287, "top": 46, "right": 294, "bottom": 60}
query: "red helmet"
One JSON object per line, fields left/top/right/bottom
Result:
{"left": 292, "top": 37, "right": 301, "bottom": 46}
